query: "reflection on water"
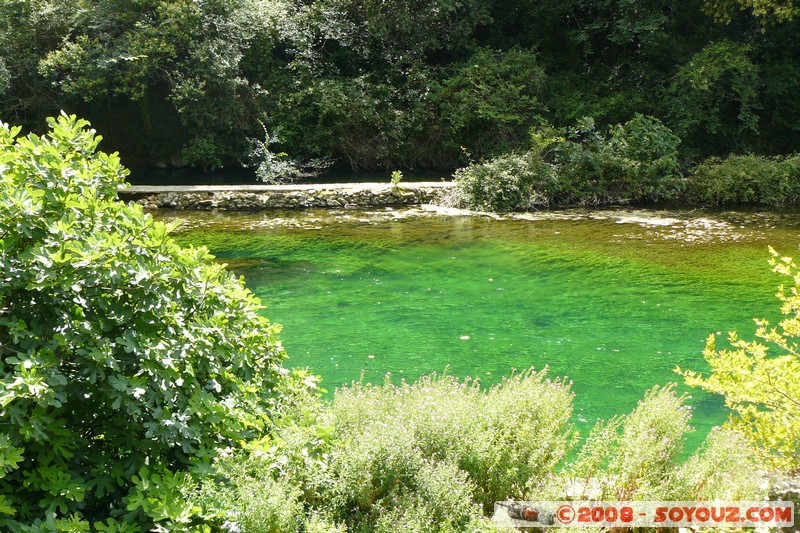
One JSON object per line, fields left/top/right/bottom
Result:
{"left": 162, "top": 206, "right": 800, "bottom": 450}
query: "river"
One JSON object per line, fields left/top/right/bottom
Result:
{"left": 162, "top": 205, "right": 800, "bottom": 450}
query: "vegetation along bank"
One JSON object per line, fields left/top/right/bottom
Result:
{"left": 2, "top": 0, "right": 799, "bottom": 210}
{"left": 3, "top": 113, "right": 800, "bottom": 532}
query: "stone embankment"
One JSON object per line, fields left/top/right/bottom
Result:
{"left": 119, "top": 182, "right": 454, "bottom": 210}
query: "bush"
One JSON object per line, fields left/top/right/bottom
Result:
{"left": 196, "top": 453, "right": 308, "bottom": 533}
{"left": 330, "top": 371, "right": 575, "bottom": 516}
{"left": 686, "top": 153, "right": 800, "bottom": 205}
{"left": 203, "top": 373, "right": 764, "bottom": 530}
{"left": 669, "top": 427, "right": 763, "bottom": 500}
{"left": 678, "top": 247, "right": 800, "bottom": 473}
{"left": 548, "top": 385, "right": 762, "bottom": 502}
{"left": 199, "top": 369, "right": 574, "bottom": 532}
{"left": 451, "top": 150, "right": 558, "bottom": 211}
{"left": 555, "top": 385, "right": 692, "bottom": 500}
{"left": 195, "top": 401, "right": 346, "bottom": 533}
{"left": 553, "top": 114, "right": 683, "bottom": 205}
{"left": 0, "top": 114, "right": 291, "bottom": 530}
{"left": 452, "top": 114, "right": 682, "bottom": 211}
{"left": 596, "top": 385, "right": 692, "bottom": 500}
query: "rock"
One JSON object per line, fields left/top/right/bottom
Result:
{"left": 119, "top": 183, "right": 453, "bottom": 211}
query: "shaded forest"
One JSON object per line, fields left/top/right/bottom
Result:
{"left": 1, "top": 0, "right": 798, "bottom": 173}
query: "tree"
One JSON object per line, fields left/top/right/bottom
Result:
{"left": 704, "top": 0, "right": 799, "bottom": 24}
{"left": 312, "top": 0, "right": 490, "bottom": 69}
{"left": 678, "top": 247, "right": 800, "bottom": 473}
{"left": 553, "top": 114, "right": 683, "bottom": 204}
{"left": 36, "top": 0, "right": 276, "bottom": 169}
{"left": 438, "top": 48, "right": 547, "bottom": 161}
{"left": 0, "top": 114, "right": 291, "bottom": 530}
{"left": 665, "top": 40, "right": 761, "bottom": 157}
{"left": 0, "top": 0, "right": 80, "bottom": 129}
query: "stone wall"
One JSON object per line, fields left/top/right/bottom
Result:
{"left": 119, "top": 182, "right": 453, "bottom": 210}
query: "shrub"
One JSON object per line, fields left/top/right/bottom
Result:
{"left": 193, "top": 367, "right": 342, "bottom": 532}
{"left": 451, "top": 150, "right": 558, "bottom": 211}
{"left": 201, "top": 369, "right": 575, "bottom": 531}
{"left": 686, "top": 153, "right": 800, "bottom": 205}
{"left": 328, "top": 370, "right": 576, "bottom": 519}
{"left": 248, "top": 122, "right": 333, "bottom": 184}
{"left": 678, "top": 247, "right": 800, "bottom": 473}
{"left": 553, "top": 114, "right": 683, "bottom": 205}
{"left": 370, "top": 461, "right": 485, "bottom": 533}
{"left": 452, "top": 114, "right": 682, "bottom": 211}
{"left": 203, "top": 372, "right": 763, "bottom": 530}
{"left": 196, "top": 453, "right": 307, "bottom": 533}
{"left": 550, "top": 385, "right": 762, "bottom": 502}
{"left": 668, "top": 427, "right": 762, "bottom": 500}
{"left": 664, "top": 40, "right": 760, "bottom": 157}
{"left": 558, "top": 385, "right": 691, "bottom": 500}
{"left": 608, "top": 385, "right": 691, "bottom": 498}
{"left": 0, "top": 114, "right": 291, "bottom": 530}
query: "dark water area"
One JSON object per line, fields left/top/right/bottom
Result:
{"left": 162, "top": 206, "right": 800, "bottom": 452}
{"left": 127, "top": 167, "right": 452, "bottom": 186}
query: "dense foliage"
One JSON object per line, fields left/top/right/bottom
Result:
{"left": 197, "top": 375, "right": 762, "bottom": 532}
{"left": 0, "top": 114, "right": 294, "bottom": 530}
{"left": 679, "top": 247, "right": 800, "bottom": 473}
{"left": 451, "top": 115, "right": 683, "bottom": 210}
{"left": 686, "top": 153, "right": 800, "bottom": 205}
{"left": 449, "top": 150, "right": 557, "bottom": 211}
{"left": 1, "top": 0, "right": 798, "bottom": 173}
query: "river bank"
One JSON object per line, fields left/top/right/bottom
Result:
{"left": 119, "top": 182, "right": 453, "bottom": 210}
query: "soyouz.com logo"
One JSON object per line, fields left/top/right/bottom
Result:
{"left": 492, "top": 501, "right": 794, "bottom": 528}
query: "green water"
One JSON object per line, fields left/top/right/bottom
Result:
{"left": 165, "top": 207, "right": 800, "bottom": 450}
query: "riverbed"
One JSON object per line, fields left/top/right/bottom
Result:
{"left": 161, "top": 205, "right": 800, "bottom": 450}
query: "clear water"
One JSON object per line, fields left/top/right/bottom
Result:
{"left": 164, "top": 206, "right": 800, "bottom": 450}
